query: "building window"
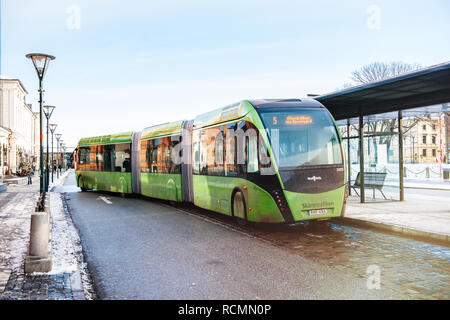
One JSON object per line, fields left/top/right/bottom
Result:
{"left": 422, "top": 135, "right": 427, "bottom": 144}
{"left": 422, "top": 124, "right": 426, "bottom": 130}
{"left": 432, "top": 124, "right": 436, "bottom": 131}
{"left": 432, "top": 136, "right": 436, "bottom": 144}
{"left": 432, "top": 149, "right": 436, "bottom": 157}
{"left": 422, "top": 149, "right": 427, "bottom": 157}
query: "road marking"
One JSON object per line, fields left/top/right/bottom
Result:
{"left": 98, "top": 196, "right": 112, "bottom": 205}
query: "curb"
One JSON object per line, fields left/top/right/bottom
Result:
{"left": 49, "top": 170, "right": 71, "bottom": 191}
{"left": 383, "top": 183, "right": 450, "bottom": 191}
{"left": 336, "top": 216, "right": 450, "bottom": 246}
{"left": 0, "top": 268, "right": 11, "bottom": 293}
{"left": 70, "top": 270, "right": 85, "bottom": 300}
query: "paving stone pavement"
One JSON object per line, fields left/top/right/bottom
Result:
{"left": 0, "top": 174, "right": 88, "bottom": 300}
{"left": 250, "top": 221, "right": 450, "bottom": 299}
{"left": 0, "top": 271, "right": 84, "bottom": 300}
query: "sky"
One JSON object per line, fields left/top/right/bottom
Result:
{"left": 1, "top": 0, "right": 449, "bottom": 149}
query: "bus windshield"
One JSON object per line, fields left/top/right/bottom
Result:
{"left": 259, "top": 109, "right": 343, "bottom": 169}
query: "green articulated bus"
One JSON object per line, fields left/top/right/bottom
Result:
{"left": 76, "top": 99, "right": 347, "bottom": 224}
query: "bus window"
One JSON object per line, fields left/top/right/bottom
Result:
{"left": 103, "top": 144, "right": 114, "bottom": 172}
{"left": 169, "top": 135, "right": 181, "bottom": 174}
{"left": 259, "top": 109, "right": 343, "bottom": 168}
{"left": 201, "top": 127, "right": 224, "bottom": 176}
{"left": 151, "top": 139, "right": 159, "bottom": 173}
{"left": 224, "top": 123, "right": 238, "bottom": 177}
{"left": 140, "top": 140, "right": 151, "bottom": 173}
{"left": 213, "top": 128, "right": 224, "bottom": 176}
{"left": 247, "top": 134, "right": 258, "bottom": 173}
{"left": 193, "top": 130, "right": 201, "bottom": 174}
{"left": 78, "top": 147, "right": 90, "bottom": 170}
{"left": 114, "top": 143, "right": 131, "bottom": 173}
{"left": 96, "top": 145, "right": 104, "bottom": 171}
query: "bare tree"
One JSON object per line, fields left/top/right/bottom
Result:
{"left": 351, "top": 61, "right": 422, "bottom": 84}
{"left": 348, "top": 61, "right": 424, "bottom": 166}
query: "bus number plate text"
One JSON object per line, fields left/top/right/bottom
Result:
{"left": 307, "top": 209, "right": 328, "bottom": 216}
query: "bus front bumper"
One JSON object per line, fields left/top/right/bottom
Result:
{"left": 282, "top": 186, "right": 346, "bottom": 222}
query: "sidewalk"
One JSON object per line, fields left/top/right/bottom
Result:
{"left": 0, "top": 170, "right": 93, "bottom": 300}
{"left": 343, "top": 193, "right": 450, "bottom": 244}
{"left": 384, "top": 178, "right": 450, "bottom": 190}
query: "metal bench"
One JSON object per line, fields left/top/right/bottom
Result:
{"left": 351, "top": 172, "right": 388, "bottom": 200}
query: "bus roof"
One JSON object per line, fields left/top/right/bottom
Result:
{"left": 141, "top": 120, "right": 185, "bottom": 140}
{"left": 77, "top": 131, "right": 133, "bottom": 147}
{"left": 193, "top": 99, "right": 324, "bottom": 129}
{"left": 247, "top": 98, "right": 324, "bottom": 110}
{"left": 193, "top": 101, "right": 252, "bottom": 128}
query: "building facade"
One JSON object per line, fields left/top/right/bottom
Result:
{"left": 403, "top": 116, "right": 447, "bottom": 164}
{"left": 445, "top": 110, "right": 450, "bottom": 164}
{"left": 0, "top": 77, "right": 40, "bottom": 177}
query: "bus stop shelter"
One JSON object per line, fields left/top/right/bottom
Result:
{"left": 316, "top": 61, "right": 450, "bottom": 202}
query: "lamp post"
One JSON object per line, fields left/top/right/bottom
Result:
{"left": 55, "top": 134, "right": 62, "bottom": 178}
{"left": 43, "top": 105, "right": 55, "bottom": 192}
{"left": 60, "top": 141, "right": 64, "bottom": 173}
{"left": 49, "top": 124, "right": 57, "bottom": 183}
{"left": 63, "top": 145, "right": 67, "bottom": 171}
{"left": 26, "top": 53, "right": 55, "bottom": 194}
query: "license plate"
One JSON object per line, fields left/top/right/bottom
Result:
{"left": 307, "top": 209, "right": 328, "bottom": 216}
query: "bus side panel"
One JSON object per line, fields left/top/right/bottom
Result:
{"left": 140, "top": 172, "right": 182, "bottom": 202}
{"left": 245, "top": 180, "right": 284, "bottom": 223}
{"left": 284, "top": 186, "right": 345, "bottom": 221}
{"left": 192, "top": 175, "right": 230, "bottom": 215}
{"left": 76, "top": 171, "right": 132, "bottom": 194}
{"left": 192, "top": 175, "right": 284, "bottom": 223}
{"left": 76, "top": 171, "right": 81, "bottom": 187}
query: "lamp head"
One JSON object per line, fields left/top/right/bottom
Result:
{"left": 49, "top": 123, "right": 57, "bottom": 133}
{"left": 26, "top": 53, "right": 55, "bottom": 79}
{"left": 43, "top": 105, "right": 56, "bottom": 119}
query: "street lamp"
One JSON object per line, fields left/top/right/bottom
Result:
{"left": 26, "top": 53, "right": 55, "bottom": 194}
{"left": 49, "top": 124, "right": 57, "bottom": 183}
{"left": 43, "top": 105, "right": 55, "bottom": 191}
{"left": 55, "top": 134, "right": 62, "bottom": 178}
{"left": 60, "top": 141, "right": 65, "bottom": 173}
{"left": 63, "top": 145, "right": 67, "bottom": 171}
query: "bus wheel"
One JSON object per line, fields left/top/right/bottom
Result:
{"left": 119, "top": 180, "right": 126, "bottom": 198}
{"left": 79, "top": 176, "right": 87, "bottom": 192}
{"left": 232, "top": 191, "right": 247, "bottom": 228}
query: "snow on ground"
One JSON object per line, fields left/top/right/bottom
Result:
{"left": 350, "top": 163, "right": 450, "bottom": 181}
{"left": 40, "top": 192, "right": 78, "bottom": 275}
{"left": 0, "top": 170, "right": 95, "bottom": 298}
{"left": 0, "top": 193, "right": 37, "bottom": 271}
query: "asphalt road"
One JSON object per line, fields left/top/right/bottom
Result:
{"left": 59, "top": 171, "right": 409, "bottom": 299}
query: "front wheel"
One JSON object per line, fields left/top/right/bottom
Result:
{"left": 232, "top": 191, "right": 247, "bottom": 228}
{"left": 78, "top": 176, "right": 87, "bottom": 192}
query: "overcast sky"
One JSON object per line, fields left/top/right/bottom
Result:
{"left": 1, "top": 0, "right": 449, "bottom": 149}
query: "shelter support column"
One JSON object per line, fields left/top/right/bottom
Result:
{"left": 347, "top": 118, "right": 351, "bottom": 196}
{"left": 359, "top": 114, "right": 365, "bottom": 203}
{"left": 398, "top": 110, "right": 404, "bottom": 201}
